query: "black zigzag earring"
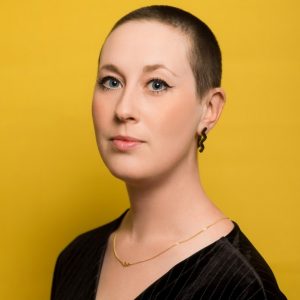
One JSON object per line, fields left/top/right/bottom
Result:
{"left": 197, "top": 127, "right": 208, "bottom": 153}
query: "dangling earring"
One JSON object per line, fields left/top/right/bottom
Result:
{"left": 197, "top": 127, "right": 208, "bottom": 153}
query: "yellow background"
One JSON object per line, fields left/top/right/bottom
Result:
{"left": 1, "top": 0, "right": 299, "bottom": 299}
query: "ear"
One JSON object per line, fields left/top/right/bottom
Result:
{"left": 196, "top": 87, "right": 226, "bottom": 134}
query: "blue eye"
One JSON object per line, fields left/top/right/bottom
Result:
{"left": 148, "top": 78, "right": 171, "bottom": 93}
{"left": 98, "top": 76, "right": 122, "bottom": 90}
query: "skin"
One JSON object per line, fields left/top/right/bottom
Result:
{"left": 92, "top": 20, "right": 233, "bottom": 300}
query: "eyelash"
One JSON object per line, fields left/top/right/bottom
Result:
{"left": 97, "top": 76, "right": 121, "bottom": 91}
{"left": 97, "top": 76, "right": 172, "bottom": 94}
{"left": 149, "top": 77, "right": 172, "bottom": 94}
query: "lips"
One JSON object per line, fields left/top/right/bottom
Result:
{"left": 110, "top": 135, "right": 144, "bottom": 151}
{"left": 111, "top": 135, "right": 144, "bottom": 142}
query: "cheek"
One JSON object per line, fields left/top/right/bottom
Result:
{"left": 91, "top": 94, "right": 115, "bottom": 160}
{"left": 92, "top": 95, "right": 111, "bottom": 134}
{"left": 157, "top": 94, "right": 199, "bottom": 142}
{"left": 143, "top": 93, "right": 200, "bottom": 171}
{"left": 92, "top": 95, "right": 114, "bottom": 167}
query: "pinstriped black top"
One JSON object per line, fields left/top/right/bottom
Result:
{"left": 51, "top": 210, "right": 287, "bottom": 299}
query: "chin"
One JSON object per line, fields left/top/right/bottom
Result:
{"left": 108, "top": 166, "right": 152, "bottom": 186}
{"left": 102, "top": 155, "right": 146, "bottom": 180}
{"left": 104, "top": 157, "right": 168, "bottom": 188}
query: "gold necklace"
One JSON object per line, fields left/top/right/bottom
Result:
{"left": 113, "top": 216, "right": 229, "bottom": 267}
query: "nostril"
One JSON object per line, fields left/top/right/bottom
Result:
{"left": 114, "top": 113, "right": 136, "bottom": 123}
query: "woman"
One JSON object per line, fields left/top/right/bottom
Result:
{"left": 51, "top": 5, "right": 286, "bottom": 300}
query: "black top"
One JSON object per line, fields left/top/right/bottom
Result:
{"left": 51, "top": 210, "right": 287, "bottom": 300}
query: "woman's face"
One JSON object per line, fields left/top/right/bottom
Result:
{"left": 92, "top": 21, "right": 205, "bottom": 184}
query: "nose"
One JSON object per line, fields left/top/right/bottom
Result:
{"left": 114, "top": 86, "right": 140, "bottom": 123}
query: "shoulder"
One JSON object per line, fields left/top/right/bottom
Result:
{"left": 59, "top": 209, "right": 127, "bottom": 260}
{"left": 214, "top": 221, "right": 287, "bottom": 299}
{"left": 51, "top": 210, "right": 127, "bottom": 300}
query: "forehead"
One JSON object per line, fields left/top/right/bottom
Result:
{"left": 100, "top": 20, "right": 192, "bottom": 75}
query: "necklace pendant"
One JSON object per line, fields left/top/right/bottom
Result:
{"left": 122, "top": 261, "right": 131, "bottom": 267}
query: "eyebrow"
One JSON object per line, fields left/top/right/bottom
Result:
{"left": 99, "top": 64, "right": 123, "bottom": 76}
{"left": 143, "top": 64, "right": 178, "bottom": 77}
{"left": 99, "top": 63, "right": 178, "bottom": 77}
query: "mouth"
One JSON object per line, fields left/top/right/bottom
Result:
{"left": 110, "top": 135, "right": 145, "bottom": 151}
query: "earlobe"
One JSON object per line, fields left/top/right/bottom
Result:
{"left": 197, "top": 87, "right": 226, "bottom": 134}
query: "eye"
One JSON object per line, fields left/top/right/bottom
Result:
{"left": 98, "top": 76, "right": 122, "bottom": 90}
{"left": 147, "top": 78, "right": 172, "bottom": 93}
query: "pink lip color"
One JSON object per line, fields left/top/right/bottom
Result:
{"left": 112, "top": 136, "right": 142, "bottom": 151}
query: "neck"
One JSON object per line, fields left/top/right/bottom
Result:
{"left": 120, "top": 158, "right": 222, "bottom": 243}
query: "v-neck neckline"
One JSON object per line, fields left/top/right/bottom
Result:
{"left": 93, "top": 209, "right": 237, "bottom": 300}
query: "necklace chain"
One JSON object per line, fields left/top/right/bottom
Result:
{"left": 113, "top": 216, "right": 229, "bottom": 267}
